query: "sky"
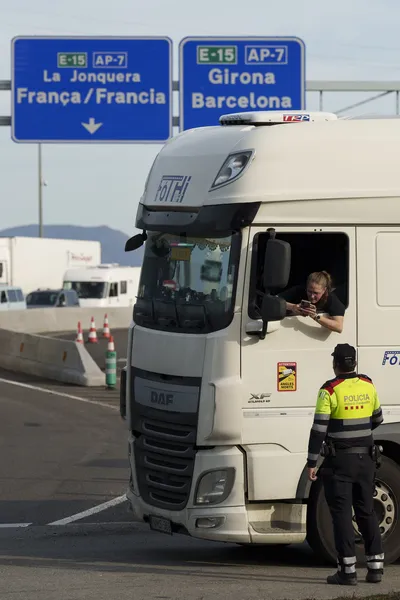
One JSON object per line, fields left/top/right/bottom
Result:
{"left": 1, "top": 0, "right": 400, "bottom": 236}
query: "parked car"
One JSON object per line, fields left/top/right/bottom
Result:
{"left": 0, "top": 284, "right": 26, "bottom": 310}
{"left": 26, "top": 288, "right": 80, "bottom": 309}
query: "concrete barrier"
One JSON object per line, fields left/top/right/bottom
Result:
{"left": 0, "top": 306, "right": 132, "bottom": 334}
{"left": 0, "top": 328, "right": 105, "bottom": 386}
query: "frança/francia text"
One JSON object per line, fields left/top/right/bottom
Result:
{"left": 16, "top": 69, "right": 167, "bottom": 106}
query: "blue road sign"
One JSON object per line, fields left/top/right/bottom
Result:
{"left": 179, "top": 36, "right": 305, "bottom": 131}
{"left": 11, "top": 36, "right": 172, "bottom": 143}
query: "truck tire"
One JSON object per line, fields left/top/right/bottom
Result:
{"left": 306, "top": 455, "right": 400, "bottom": 565}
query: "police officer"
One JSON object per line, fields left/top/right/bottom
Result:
{"left": 307, "top": 343, "right": 384, "bottom": 586}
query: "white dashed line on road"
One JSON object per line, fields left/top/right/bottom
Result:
{"left": 47, "top": 494, "right": 128, "bottom": 526}
{"left": 0, "top": 523, "right": 33, "bottom": 528}
{"left": 0, "top": 377, "right": 118, "bottom": 411}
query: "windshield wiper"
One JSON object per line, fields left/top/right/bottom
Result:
{"left": 176, "top": 302, "right": 213, "bottom": 331}
{"left": 153, "top": 298, "right": 181, "bottom": 328}
{"left": 137, "top": 295, "right": 215, "bottom": 332}
{"left": 134, "top": 298, "right": 156, "bottom": 324}
{"left": 200, "top": 303, "right": 213, "bottom": 330}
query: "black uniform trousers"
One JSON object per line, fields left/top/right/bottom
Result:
{"left": 321, "top": 451, "right": 383, "bottom": 559}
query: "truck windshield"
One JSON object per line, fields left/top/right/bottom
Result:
{"left": 63, "top": 281, "right": 106, "bottom": 299}
{"left": 134, "top": 231, "right": 241, "bottom": 333}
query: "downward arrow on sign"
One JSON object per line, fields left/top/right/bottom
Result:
{"left": 81, "top": 118, "right": 103, "bottom": 134}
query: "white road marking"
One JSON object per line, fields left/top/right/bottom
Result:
{"left": 0, "top": 377, "right": 118, "bottom": 411}
{"left": 0, "top": 523, "right": 32, "bottom": 528}
{"left": 47, "top": 494, "right": 127, "bottom": 525}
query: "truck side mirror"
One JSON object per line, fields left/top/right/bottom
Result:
{"left": 263, "top": 238, "right": 291, "bottom": 290}
{"left": 125, "top": 231, "right": 147, "bottom": 252}
{"left": 260, "top": 294, "right": 287, "bottom": 322}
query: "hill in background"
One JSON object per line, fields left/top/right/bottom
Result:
{"left": 0, "top": 224, "right": 144, "bottom": 266}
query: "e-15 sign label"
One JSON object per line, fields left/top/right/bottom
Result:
{"left": 57, "top": 53, "right": 87, "bottom": 68}
{"left": 197, "top": 46, "right": 237, "bottom": 64}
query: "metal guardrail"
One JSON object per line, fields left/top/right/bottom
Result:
{"left": 1, "top": 79, "right": 400, "bottom": 126}
{"left": 0, "top": 80, "right": 11, "bottom": 125}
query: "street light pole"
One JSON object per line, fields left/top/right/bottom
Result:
{"left": 38, "top": 143, "right": 43, "bottom": 238}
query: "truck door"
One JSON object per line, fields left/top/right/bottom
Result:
{"left": 240, "top": 226, "right": 357, "bottom": 500}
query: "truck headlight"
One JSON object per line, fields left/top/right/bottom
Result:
{"left": 194, "top": 468, "right": 235, "bottom": 505}
{"left": 210, "top": 151, "right": 253, "bottom": 189}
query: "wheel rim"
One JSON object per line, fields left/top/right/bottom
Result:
{"left": 353, "top": 479, "right": 397, "bottom": 542}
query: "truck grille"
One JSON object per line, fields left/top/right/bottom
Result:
{"left": 134, "top": 415, "right": 196, "bottom": 511}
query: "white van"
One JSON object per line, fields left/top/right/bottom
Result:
{"left": 63, "top": 264, "right": 141, "bottom": 308}
{"left": 120, "top": 110, "right": 400, "bottom": 566}
{"left": 0, "top": 285, "right": 26, "bottom": 310}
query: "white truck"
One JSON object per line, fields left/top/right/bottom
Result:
{"left": 120, "top": 110, "right": 400, "bottom": 565}
{"left": 63, "top": 264, "right": 141, "bottom": 308}
{"left": 0, "top": 236, "right": 101, "bottom": 294}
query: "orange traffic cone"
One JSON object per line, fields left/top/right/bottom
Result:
{"left": 102, "top": 313, "right": 110, "bottom": 338}
{"left": 87, "top": 317, "right": 98, "bottom": 343}
{"left": 76, "top": 321, "right": 83, "bottom": 344}
{"left": 107, "top": 335, "right": 115, "bottom": 352}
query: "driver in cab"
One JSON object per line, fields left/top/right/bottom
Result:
{"left": 279, "top": 271, "right": 345, "bottom": 334}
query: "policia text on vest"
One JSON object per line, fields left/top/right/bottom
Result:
{"left": 307, "top": 343, "right": 384, "bottom": 586}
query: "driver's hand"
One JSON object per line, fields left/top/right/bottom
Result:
{"left": 302, "top": 305, "right": 317, "bottom": 318}
{"left": 291, "top": 304, "right": 304, "bottom": 316}
{"left": 292, "top": 303, "right": 310, "bottom": 317}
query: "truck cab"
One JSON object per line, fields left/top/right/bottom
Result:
{"left": 63, "top": 264, "right": 141, "bottom": 308}
{"left": 120, "top": 110, "right": 400, "bottom": 565}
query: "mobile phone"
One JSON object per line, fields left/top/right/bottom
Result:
{"left": 300, "top": 299, "right": 312, "bottom": 308}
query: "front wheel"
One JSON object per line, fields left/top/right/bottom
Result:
{"left": 306, "top": 455, "right": 400, "bottom": 565}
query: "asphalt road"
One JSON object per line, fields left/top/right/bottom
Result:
{"left": 46, "top": 327, "right": 129, "bottom": 374}
{"left": 2, "top": 368, "right": 400, "bottom": 600}
{"left": 0, "top": 367, "right": 127, "bottom": 526}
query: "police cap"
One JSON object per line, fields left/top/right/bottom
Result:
{"left": 331, "top": 343, "right": 356, "bottom": 362}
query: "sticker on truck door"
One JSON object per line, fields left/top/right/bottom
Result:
{"left": 277, "top": 362, "right": 297, "bottom": 392}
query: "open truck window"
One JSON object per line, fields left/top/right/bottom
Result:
{"left": 248, "top": 231, "right": 349, "bottom": 319}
